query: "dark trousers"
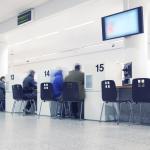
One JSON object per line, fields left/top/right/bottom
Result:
{"left": 24, "top": 92, "right": 37, "bottom": 111}
{"left": 71, "top": 100, "right": 84, "bottom": 119}
{"left": 0, "top": 100, "right": 5, "bottom": 111}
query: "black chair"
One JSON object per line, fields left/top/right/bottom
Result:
{"left": 62, "top": 82, "right": 84, "bottom": 120}
{"left": 100, "top": 80, "right": 132, "bottom": 124}
{"left": 12, "top": 84, "right": 25, "bottom": 114}
{"left": 132, "top": 78, "right": 150, "bottom": 123}
{"left": 39, "top": 83, "right": 57, "bottom": 118}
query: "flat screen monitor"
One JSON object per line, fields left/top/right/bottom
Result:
{"left": 102, "top": 6, "right": 144, "bottom": 41}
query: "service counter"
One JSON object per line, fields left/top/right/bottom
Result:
{"left": 116, "top": 85, "right": 150, "bottom": 124}
{"left": 5, "top": 83, "right": 150, "bottom": 124}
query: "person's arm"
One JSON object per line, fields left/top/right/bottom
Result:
{"left": 30, "top": 78, "right": 37, "bottom": 89}
{"left": 81, "top": 73, "right": 84, "bottom": 85}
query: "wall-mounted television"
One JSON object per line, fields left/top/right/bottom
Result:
{"left": 102, "top": 6, "right": 144, "bottom": 41}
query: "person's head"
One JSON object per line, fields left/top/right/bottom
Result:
{"left": 0, "top": 76, "right": 5, "bottom": 82}
{"left": 28, "top": 70, "right": 35, "bottom": 77}
{"left": 74, "top": 64, "right": 81, "bottom": 71}
{"left": 54, "top": 70, "right": 63, "bottom": 77}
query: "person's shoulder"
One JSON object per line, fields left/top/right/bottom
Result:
{"left": 69, "top": 70, "right": 74, "bottom": 74}
{"left": 26, "top": 75, "right": 33, "bottom": 81}
{"left": 78, "top": 71, "right": 84, "bottom": 75}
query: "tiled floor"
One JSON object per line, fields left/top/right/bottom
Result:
{"left": 0, "top": 113, "right": 150, "bottom": 150}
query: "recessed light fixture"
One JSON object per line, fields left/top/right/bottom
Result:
{"left": 36, "top": 32, "right": 60, "bottom": 39}
{"left": 65, "top": 21, "right": 95, "bottom": 31}
{"left": 8, "top": 31, "right": 59, "bottom": 47}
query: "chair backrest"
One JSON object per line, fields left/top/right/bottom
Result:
{"left": 101, "top": 80, "right": 117, "bottom": 102}
{"left": 132, "top": 78, "right": 150, "bottom": 103}
{"left": 12, "top": 84, "right": 23, "bottom": 101}
{"left": 40, "top": 83, "right": 54, "bottom": 101}
{"left": 62, "top": 82, "right": 79, "bottom": 101}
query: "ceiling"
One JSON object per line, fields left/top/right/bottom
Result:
{"left": 0, "top": 0, "right": 150, "bottom": 24}
{"left": 0, "top": 0, "right": 49, "bottom": 23}
{"left": 6, "top": 0, "right": 123, "bottom": 66}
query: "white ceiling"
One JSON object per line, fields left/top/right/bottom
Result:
{"left": 0, "top": 0, "right": 48, "bottom": 23}
{"left": 6, "top": 0, "right": 123, "bottom": 66}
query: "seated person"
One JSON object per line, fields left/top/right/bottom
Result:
{"left": 23, "top": 70, "right": 37, "bottom": 114}
{"left": 0, "top": 76, "right": 5, "bottom": 111}
{"left": 64, "top": 64, "right": 85, "bottom": 118}
{"left": 52, "top": 70, "right": 63, "bottom": 116}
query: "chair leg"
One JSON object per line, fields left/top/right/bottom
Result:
{"left": 69, "top": 102, "right": 71, "bottom": 117}
{"left": 29, "top": 100, "right": 34, "bottom": 114}
{"left": 56, "top": 101, "right": 59, "bottom": 117}
{"left": 100, "top": 103, "right": 104, "bottom": 122}
{"left": 128, "top": 102, "right": 133, "bottom": 125}
{"left": 38, "top": 101, "right": 43, "bottom": 118}
{"left": 113, "top": 104, "right": 117, "bottom": 121}
{"left": 140, "top": 103, "right": 142, "bottom": 124}
{"left": 117, "top": 102, "right": 121, "bottom": 125}
{"left": 1, "top": 102, "right": 4, "bottom": 111}
{"left": 49, "top": 101, "right": 51, "bottom": 117}
{"left": 80, "top": 102, "right": 83, "bottom": 120}
{"left": 0, "top": 102, "right": 3, "bottom": 111}
{"left": 12, "top": 101, "right": 16, "bottom": 114}
{"left": 63, "top": 102, "right": 67, "bottom": 117}
{"left": 61, "top": 102, "right": 64, "bottom": 118}
{"left": 22, "top": 101, "right": 27, "bottom": 115}
{"left": 19, "top": 101, "right": 23, "bottom": 113}
{"left": 33, "top": 100, "right": 36, "bottom": 113}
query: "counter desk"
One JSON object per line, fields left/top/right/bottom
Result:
{"left": 116, "top": 85, "right": 150, "bottom": 124}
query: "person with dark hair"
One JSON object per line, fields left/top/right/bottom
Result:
{"left": 23, "top": 70, "right": 37, "bottom": 114}
{"left": 64, "top": 64, "right": 85, "bottom": 118}
{"left": 0, "top": 76, "right": 5, "bottom": 111}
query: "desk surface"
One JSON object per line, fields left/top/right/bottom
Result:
{"left": 117, "top": 85, "right": 132, "bottom": 89}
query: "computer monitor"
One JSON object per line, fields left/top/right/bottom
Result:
{"left": 122, "top": 62, "right": 132, "bottom": 85}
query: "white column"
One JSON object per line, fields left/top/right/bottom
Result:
{"left": 123, "top": 0, "right": 149, "bottom": 78}
{"left": 0, "top": 35, "right": 8, "bottom": 76}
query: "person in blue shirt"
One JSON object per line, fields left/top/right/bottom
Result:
{"left": 52, "top": 70, "right": 63, "bottom": 116}
{"left": 53, "top": 70, "right": 63, "bottom": 98}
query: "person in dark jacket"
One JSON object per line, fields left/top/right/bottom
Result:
{"left": 0, "top": 76, "right": 5, "bottom": 111}
{"left": 52, "top": 70, "right": 63, "bottom": 116}
{"left": 23, "top": 70, "right": 37, "bottom": 113}
{"left": 64, "top": 64, "right": 85, "bottom": 118}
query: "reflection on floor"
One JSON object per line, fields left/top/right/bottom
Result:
{"left": 0, "top": 113, "right": 149, "bottom": 150}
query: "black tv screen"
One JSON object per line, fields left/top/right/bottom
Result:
{"left": 102, "top": 6, "right": 144, "bottom": 41}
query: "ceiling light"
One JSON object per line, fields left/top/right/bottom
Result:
{"left": 36, "top": 31, "right": 60, "bottom": 39}
{"left": 9, "top": 38, "right": 33, "bottom": 47}
{"left": 29, "top": 52, "right": 57, "bottom": 60}
{"left": 8, "top": 31, "right": 59, "bottom": 47}
{"left": 65, "top": 21, "right": 95, "bottom": 31}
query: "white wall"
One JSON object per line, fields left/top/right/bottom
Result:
{"left": 0, "top": 35, "right": 8, "bottom": 76}
{"left": 5, "top": 0, "right": 150, "bottom": 120}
